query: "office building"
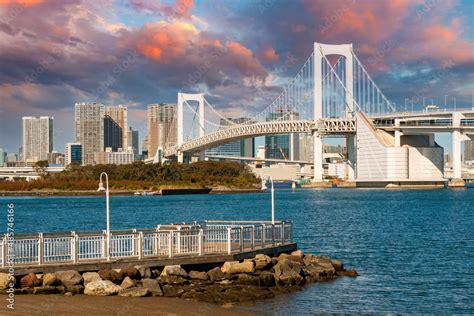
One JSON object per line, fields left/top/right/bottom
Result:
{"left": 65, "top": 143, "right": 82, "bottom": 166}
{"left": 127, "top": 127, "right": 139, "bottom": 156}
{"left": 0, "top": 148, "right": 4, "bottom": 167}
{"left": 47, "top": 152, "right": 64, "bottom": 165}
{"left": 105, "top": 105, "right": 128, "bottom": 148}
{"left": 264, "top": 112, "right": 299, "bottom": 160}
{"left": 94, "top": 148, "right": 134, "bottom": 165}
{"left": 206, "top": 118, "right": 254, "bottom": 157}
{"left": 104, "top": 115, "right": 123, "bottom": 151}
{"left": 75, "top": 102, "right": 105, "bottom": 165}
{"left": 147, "top": 103, "right": 177, "bottom": 158}
{"left": 464, "top": 137, "right": 474, "bottom": 163}
{"left": 22, "top": 116, "right": 53, "bottom": 162}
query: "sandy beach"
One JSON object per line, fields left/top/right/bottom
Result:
{"left": 0, "top": 295, "right": 254, "bottom": 315}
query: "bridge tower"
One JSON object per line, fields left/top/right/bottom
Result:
{"left": 177, "top": 93, "right": 205, "bottom": 163}
{"left": 313, "top": 43, "right": 355, "bottom": 181}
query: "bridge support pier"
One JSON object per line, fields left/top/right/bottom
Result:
{"left": 313, "top": 133, "right": 323, "bottom": 181}
{"left": 177, "top": 152, "right": 184, "bottom": 164}
{"left": 346, "top": 134, "right": 356, "bottom": 180}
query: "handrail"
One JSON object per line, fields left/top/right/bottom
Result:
{"left": 0, "top": 220, "right": 294, "bottom": 268}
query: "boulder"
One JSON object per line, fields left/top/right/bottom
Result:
{"left": 221, "top": 261, "right": 255, "bottom": 274}
{"left": 42, "top": 273, "right": 58, "bottom": 286}
{"left": 82, "top": 272, "right": 102, "bottom": 285}
{"left": 55, "top": 270, "right": 83, "bottom": 287}
{"left": 278, "top": 253, "right": 303, "bottom": 264}
{"left": 258, "top": 271, "right": 276, "bottom": 287}
{"left": 64, "top": 292, "right": 74, "bottom": 296}
{"left": 235, "top": 273, "right": 260, "bottom": 286}
{"left": 141, "top": 278, "right": 163, "bottom": 296}
{"left": 160, "top": 275, "right": 188, "bottom": 285}
{"left": 161, "top": 265, "right": 188, "bottom": 278}
{"left": 336, "top": 269, "right": 358, "bottom": 277}
{"left": 189, "top": 271, "right": 208, "bottom": 280}
{"left": 119, "top": 267, "right": 139, "bottom": 280}
{"left": 84, "top": 280, "right": 122, "bottom": 296}
{"left": 134, "top": 265, "right": 152, "bottom": 279}
{"left": 20, "top": 273, "right": 42, "bottom": 287}
{"left": 118, "top": 287, "right": 150, "bottom": 297}
{"left": 33, "top": 285, "right": 65, "bottom": 295}
{"left": 162, "top": 285, "right": 185, "bottom": 298}
{"left": 291, "top": 250, "right": 304, "bottom": 258}
{"left": 273, "top": 259, "right": 304, "bottom": 286}
{"left": 207, "top": 267, "right": 225, "bottom": 282}
{"left": 65, "top": 284, "right": 84, "bottom": 294}
{"left": 0, "top": 273, "right": 13, "bottom": 290}
{"left": 255, "top": 254, "right": 272, "bottom": 270}
{"left": 306, "top": 256, "right": 335, "bottom": 277}
{"left": 331, "top": 260, "right": 344, "bottom": 272}
{"left": 98, "top": 269, "right": 122, "bottom": 284}
{"left": 120, "top": 276, "right": 135, "bottom": 289}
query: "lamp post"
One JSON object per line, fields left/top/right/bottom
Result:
{"left": 263, "top": 175, "right": 275, "bottom": 225}
{"left": 98, "top": 172, "right": 110, "bottom": 261}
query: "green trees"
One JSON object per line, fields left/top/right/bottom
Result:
{"left": 0, "top": 161, "right": 259, "bottom": 191}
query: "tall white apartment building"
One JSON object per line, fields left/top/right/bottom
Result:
{"left": 22, "top": 116, "right": 53, "bottom": 162}
{"left": 75, "top": 102, "right": 105, "bottom": 165}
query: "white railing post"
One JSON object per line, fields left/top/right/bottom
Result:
{"left": 1, "top": 235, "right": 6, "bottom": 268}
{"left": 177, "top": 227, "right": 181, "bottom": 254}
{"left": 251, "top": 225, "right": 255, "bottom": 250}
{"left": 281, "top": 221, "right": 285, "bottom": 245}
{"left": 198, "top": 229, "right": 203, "bottom": 256}
{"left": 261, "top": 224, "right": 266, "bottom": 247}
{"left": 71, "top": 231, "right": 77, "bottom": 264}
{"left": 154, "top": 229, "right": 159, "bottom": 256}
{"left": 290, "top": 221, "right": 293, "bottom": 243}
{"left": 226, "top": 227, "right": 232, "bottom": 254}
{"left": 138, "top": 231, "right": 143, "bottom": 260}
{"left": 271, "top": 224, "right": 275, "bottom": 246}
{"left": 168, "top": 231, "right": 173, "bottom": 258}
{"left": 102, "top": 230, "right": 107, "bottom": 260}
{"left": 38, "top": 233, "right": 43, "bottom": 265}
{"left": 132, "top": 229, "right": 137, "bottom": 257}
{"left": 240, "top": 226, "right": 244, "bottom": 252}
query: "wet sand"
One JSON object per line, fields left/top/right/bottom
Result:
{"left": 0, "top": 295, "right": 254, "bottom": 315}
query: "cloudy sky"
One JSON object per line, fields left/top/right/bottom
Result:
{"left": 0, "top": 0, "right": 473, "bottom": 154}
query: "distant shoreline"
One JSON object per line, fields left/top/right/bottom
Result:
{"left": 0, "top": 188, "right": 263, "bottom": 197}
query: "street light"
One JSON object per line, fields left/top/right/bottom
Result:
{"left": 98, "top": 172, "right": 110, "bottom": 261}
{"left": 262, "top": 175, "right": 275, "bottom": 224}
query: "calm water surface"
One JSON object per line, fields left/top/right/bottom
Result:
{"left": 1, "top": 188, "right": 473, "bottom": 314}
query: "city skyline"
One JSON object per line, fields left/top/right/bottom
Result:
{"left": 0, "top": 0, "right": 473, "bottom": 153}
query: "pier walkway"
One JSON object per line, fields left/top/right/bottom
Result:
{"left": 0, "top": 220, "right": 295, "bottom": 274}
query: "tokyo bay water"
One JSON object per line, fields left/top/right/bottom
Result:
{"left": 1, "top": 188, "right": 473, "bottom": 314}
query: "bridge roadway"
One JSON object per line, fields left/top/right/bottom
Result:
{"left": 0, "top": 166, "right": 65, "bottom": 180}
{"left": 164, "top": 109, "right": 474, "bottom": 158}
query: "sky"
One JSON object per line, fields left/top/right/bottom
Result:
{"left": 0, "top": 0, "right": 473, "bottom": 154}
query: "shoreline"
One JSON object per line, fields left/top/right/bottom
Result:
{"left": 0, "top": 188, "right": 263, "bottom": 197}
{"left": 0, "top": 295, "right": 252, "bottom": 315}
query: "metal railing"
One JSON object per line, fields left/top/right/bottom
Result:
{"left": 0, "top": 220, "right": 293, "bottom": 268}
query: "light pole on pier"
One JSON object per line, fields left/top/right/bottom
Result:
{"left": 262, "top": 175, "right": 275, "bottom": 224}
{"left": 97, "top": 172, "right": 110, "bottom": 261}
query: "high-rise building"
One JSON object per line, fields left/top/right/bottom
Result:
{"left": 65, "top": 143, "right": 82, "bottom": 166}
{"left": 127, "top": 127, "right": 139, "bottom": 156}
{"left": 265, "top": 112, "right": 299, "bottom": 160}
{"left": 147, "top": 103, "right": 177, "bottom": 158}
{"left": 104, "top": 115, "right": 123, "bottom": 151}
{"left": 206, "top": 118, "right": 254, "bottom": 157}
{"left": 75, "top": 102, "right": 105, "bottom": 165}
{"left": 22, "top": 116, "right": 53, "bottom": 162}
{"left": 464, "top": 137, "right": 474, "bottom": 163}
{"left": 0, "top": 148, "right": 4, "bottom": 167}
{"left": 105, "top": 105, "right": 128, "bottom": 148}
{"left": 94, "top": 147, "right": 134, "bottom": 165}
